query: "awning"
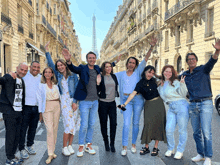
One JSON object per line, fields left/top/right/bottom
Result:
{"left": 26, "top": 43, "right": 45, "bottom": 56}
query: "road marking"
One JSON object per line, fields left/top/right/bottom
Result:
{"left": 0, "top": 138, "right": 5, "bottom": 149}
{"left": 0, "top": 128, "right": 5, "bottom": 134}
{"left": 127, "top": 150, "right": 166, "bottom": 165}
{"left": 68, "top": 144, "right": 100, "bottom": 165}
{"left": 15, "top": 141, "right": 47, "bottom": 165}
{"left": 36, "top": 128, "right": 44, "bottom": 136}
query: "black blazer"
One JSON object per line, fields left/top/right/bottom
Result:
{"left": 0, "top": 74, "right": 25, "bottom": 114}
{"left": 98, "top": 73, "right": 119, "bottom": 99}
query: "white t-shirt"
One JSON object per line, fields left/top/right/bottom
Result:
{"left": 13, "top": 78, "right": 23, "bottom": 111}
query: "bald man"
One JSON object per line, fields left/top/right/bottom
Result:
{"left": 0, "top": 63, "right": 28, "bottom": 165}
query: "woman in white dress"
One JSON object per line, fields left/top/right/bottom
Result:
{"left": 45, "top": 43, "right": 80, "bottom": 156}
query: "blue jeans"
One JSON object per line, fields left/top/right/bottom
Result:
{"left": 122, "top": 95, "right": 144, "bottom": 146}
{"left": 78, "top": 100, "right": 98, "bottom": 145}
{"left": 189, "top": 99, "right": 213, "bottom": 158}
{"left": 166, "top": 100, "right": 189, "bottom": 153}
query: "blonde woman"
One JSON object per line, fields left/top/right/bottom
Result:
{"left": 37, "top": 67, "right": 60, "bottom": 164}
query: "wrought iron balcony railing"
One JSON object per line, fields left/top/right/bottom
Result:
{"left": 47, "top": 21, "right": 57, "bottom": 37}
{"left": 1, "top": 12, "right": 12, "bottom": 25}
{"left": 165, "top": 0, "right": 196, "bottom": 21}
{"left": 18, "top": 24, "right": 24, "bottom": 34}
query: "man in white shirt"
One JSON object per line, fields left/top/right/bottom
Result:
{"left": 18, "top": 61, "right": 41, "bottom": 159}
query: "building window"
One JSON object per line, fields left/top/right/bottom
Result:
{"left": 54, "top": 4, "right": 56, "bottom": 15}
{"left": 175, "top": 26, "right": 180, "bottom": 47}
{"left": 177, "top": 56, "right": 182, "bottom": 73}
{"left": 2, "top": 0, "right": 9, "bottom": 16}
{"left": 165, "top": 0, "right": 169, "bottom": 12}
{"left": 36, "top": 2, "right": 39, "bottom": 15}
{"left": 205, "top": 8, "right": 214, "bottom": 38}
{"left": 187, "top": 19, "right": 193, "bottom": 43}
{"left": 165, "top": 59, "right": 169, "bottom": 65}
{"left": 165, "top": 31, "right": 169, "bottom": 50}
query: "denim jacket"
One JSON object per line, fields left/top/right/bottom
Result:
{"left": 46, "top": 52, "right": 78, "bottom": 103}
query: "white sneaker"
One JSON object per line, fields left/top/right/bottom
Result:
{"left": 131, "top": 147, "right": 136, "bottom": 153}
{"left": 191, "top": 154, "right": 205, "bottom": 162}
{"left": 85, "top": 143, "right": 96, "bottom": 155}
{"left": 77, "top": 146, "right": 84, "bottom": 157}
{"left": 20, "top": 149, "right": 29, "bottom": 159}
{"left": 121, "top": 149, "right": 127, "bottom": 156}
{"left": 203, "top": 157, "right": 211, "bottom": 165}
{"left": 62, "top": 147, "right": 71, "bottom": 156}
{"left": 174, "top": 151, "right": 183, "bottom": 159}
{"left": 67, "top": 145, "right": 75, "bottom": 154}
{"left": 165, "top": 150, "right": 175, "bottom": 157}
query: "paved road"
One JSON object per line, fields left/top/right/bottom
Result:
{"left": 0, "top": 98, "right": 220, "bottom": 165}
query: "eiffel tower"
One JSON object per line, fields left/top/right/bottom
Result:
{"left": 92, "top": 14, "right": 99, "bottom": 59}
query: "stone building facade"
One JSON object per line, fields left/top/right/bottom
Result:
{"left": 0, "top": 0, "right": 81, "bottom": 75}
{"left": 101, "top": 0, "right": 220, "bottom": 98}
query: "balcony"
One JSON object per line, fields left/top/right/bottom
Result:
{"left": 18, "top": 24, "right": 24, "bottom": 34}
{"left": 1, "top": 13, "right": 12, "bottom": 25}
{"left": 58, "top": 35, "right": 64, "bottom": 46}
{"left": 145, "top": 25, "right": 154, "bottom": 35}
{"left": 147, "top": 7, "right": 151, "bottom": 17}
{"left": 47, "top": 21, "right": 57, "bottom": 37}
{"left": 165, "top": 0, "right": 197, "bottom": 21}
{"left": 42, "top": 15, "right": 46, "bottom": 26}
{"left": 113, "top": 41, "right": 120, "bottom": 49}
{"left": 152, "top": 0, "right": 158, "bottom": 12}
{"left": 29, "top": 32, "right": 34, "bottom": 39}
{"left": 40, "top": 44, "right": 46, "bottom": 52}
{"left": 28, "top": 0, "right": 32, "bottom": 6}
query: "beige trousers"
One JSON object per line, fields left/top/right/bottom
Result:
{"left": 43, "top": 100, "right": 61, "bottom": 156}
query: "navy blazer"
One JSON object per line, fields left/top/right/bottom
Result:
{"left": 0, "top": 74, "right": 25, "bottom": 114}
{"left": 67, "top": 63, "right": 101, "bottom": 100}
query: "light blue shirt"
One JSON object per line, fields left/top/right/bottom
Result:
{"left": 116, "top": 59, "right": 146, "bottom": 104}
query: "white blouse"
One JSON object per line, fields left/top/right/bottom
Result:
{"left": 157, "top": 80, "right": 188, "bottom": 103}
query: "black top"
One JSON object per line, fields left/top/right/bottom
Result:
{"left": 134, "top": 78, "right": 159, "bottom": 100}
{"left": 97, "top": 73, "right": 119, "bottom": 99}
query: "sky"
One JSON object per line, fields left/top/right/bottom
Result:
{"left": 69, "top": 0, "right": 123, "bottom": 62}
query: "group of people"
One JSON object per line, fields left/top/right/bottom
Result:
{"left": 0, "top": 36, "right": 219, "bottom": 165}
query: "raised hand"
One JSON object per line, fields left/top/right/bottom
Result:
{"left": 149, "top": 34, "right": 157, "bottom": 47}
{"left": 116, "top": 54, "right": 122, "bottom": 63}
{"left": 96, "top": 74, "right": 101, "bottom": 85}
{"left": 9, "top": 71, "right": 17, "bottom": 79}
{"left": 180, "top": 75, "right": 186, "bottom": 83}
{"left": 45, "top": 41, "right": 50, "bottom": 52}
{"left": 212, "top": 38, "right": 220, "bottom": 51}
{"left": 62, "top": 48, "right": 71, "bottom": 62}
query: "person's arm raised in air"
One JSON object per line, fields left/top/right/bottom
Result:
{"left": 62, "top": 48, "right": 82, "bottom": 74}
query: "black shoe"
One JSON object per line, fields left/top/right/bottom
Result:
{"left": 140, "top": 147, "right": 150, "bottom": 155}
{"left": 104, "top": 141, "right": 110, "bottom": 151}
{"left": 151, "top": 148, "right": 159, "bottom": 156}
{"left": 110, "top": 144, "right": 115, "bottom": 152}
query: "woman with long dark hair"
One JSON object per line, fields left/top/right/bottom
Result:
{"left": 97, "top": 61, "right": 119, "bottom": 152}
{"left": 45, "top": 43, "right": 80, "bottom": 157}
{"left": 37, "top": 67, "right": 60, "bottom": 164}
{"left": 119, "top": 65, "right": 167, "bottom": 156}
{"left": 157, "top": 65, "right": 188, "bottom": 159}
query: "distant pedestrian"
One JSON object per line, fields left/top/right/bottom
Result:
{"left": 181, "top": 38, "right": 220, "bottom": 165}
{"left": 45, "top": 42, "right": 80, "bottom": 157}
{"left": 158, "top": 65, "right": 188, "bottom": 159}
{"left": 19, "top": 61, "right": 41, "bottom": 159}
{"left": 179, "top": 68, "right": 184, "bottom": 75}
{"left": 119, "top": 65, "right": 167, "bottom": 156}
{"left": 116, "top": 35, "right": 157, "bottom": 156}
{"left": 0, "top": 63, "right": 28, "bottom": 165}
{"left": 37, "top": 67, "right": 60, "bottom": 164}
{"left": 97, "top": 61, "right": 119, "bottom": 152}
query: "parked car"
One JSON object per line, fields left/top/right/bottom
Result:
{"left": 215, "top": 94, "right": 220, "bottom": 115}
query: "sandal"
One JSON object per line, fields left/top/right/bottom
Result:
{"left": 140, "top": 147, "right": 150, "bottom": 155}
{"left": 151, "top": 148, "right": 159, "bottom": 156}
